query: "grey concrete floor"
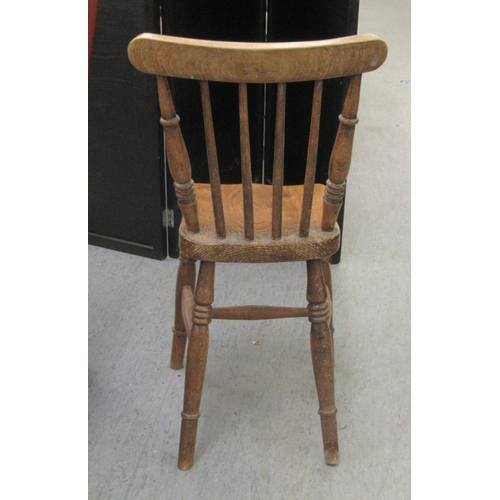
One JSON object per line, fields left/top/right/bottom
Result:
{"left": 89, "top": 1, "right": 410, "bottom": 498}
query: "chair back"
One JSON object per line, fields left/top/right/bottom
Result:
{"left": 128, "top": 34, "right": 388, "bottom": 239}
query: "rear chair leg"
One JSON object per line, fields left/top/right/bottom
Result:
{"left": 171, "top": 256, "right": 196, "bottom": 369}
{"left": 307, "top": 259, "right": 339, "bottom": 465}
{"left": 322, "top": 257, "right": 334, "bottom": 337}
{"left": 178, "top": 261, "right": 215, "bottom": 470}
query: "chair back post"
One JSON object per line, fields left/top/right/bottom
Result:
{"left": 156, "top": 76, "right": 200, "bottom": 233}
{"left": 321, "top": 74, "right": 362, "bottom": 232}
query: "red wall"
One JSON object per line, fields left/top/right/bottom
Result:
{"left": 88, "top": 0, "right": 99, "bottom": 68}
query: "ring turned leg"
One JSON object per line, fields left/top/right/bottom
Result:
{"left": 178, "top": 260, "right": 215, "bottom": 470}
{"left": 307, "top": 259, "right": 339, "bottom": 465}
{"left": 171, "top": 255, "right": 196, "bottom": 370}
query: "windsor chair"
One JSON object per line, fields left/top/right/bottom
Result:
{"left": 128, "top": 33, "right": 387, "bottom": 470}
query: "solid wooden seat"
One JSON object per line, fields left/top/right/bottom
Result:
{"left": 128, "top": 32, "right": 387, "bottom": 470}
{"left": 180, "top": 183, "right": 340, "bottom": 263}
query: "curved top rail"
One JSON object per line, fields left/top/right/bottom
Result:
{"left": 128, "top": 33, "right": 387, "bottom": 83}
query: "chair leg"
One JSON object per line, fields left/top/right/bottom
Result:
{"left": 171, "top": 255, "right": 196, "bottom": 369}
{"left": 178, "top": 260, "right": 215, "bottom": 470}
{"left": 322, "top": 258, "right": 334, "bottom": 337}
{"left": 307, "top": 259, "right": 339, "bottom": 465}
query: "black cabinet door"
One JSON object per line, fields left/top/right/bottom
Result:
{"left": 89, "top": 0, "right": 166, "bottom": 260}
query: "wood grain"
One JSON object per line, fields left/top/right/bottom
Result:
{"left": 299, "top": 80, "right": 323, "bottom": 237}
{"left": 272, "top": 83, "right": 286, "bottom": 239}
{"left": 211, "top": 305, "right": 308, "bottom": 320}
{"left": 171, "top": 255, "right": 196, "bottom": 369}
{"left": 238, "top": 83, "right": 255, "bottom": 241}
{"left": 181, "top": 285, "right": 194, "bottom": 338}
{"left": 179, "top": 183, "right": 340, "bottom": 263}
{"left": 322, "top": 74, "right": 361, "bottom": 232}
{"left": 156, "top": 76, "right": 199, "bottom": 233}
{"left": 307, "top": 259, "right": 339, "bottom": 464}
{"left": 200, "top": 80, "right": 226, "bottom": 238}
{"left": 178, "top": 261, "right": 215, "bottom": 470}
{"left": 129, "top": 33, "right": 387, "bottom": 83}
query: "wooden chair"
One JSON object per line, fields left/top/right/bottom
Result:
{"left": 128, "top": 33, "right": 387, "bottom": 470}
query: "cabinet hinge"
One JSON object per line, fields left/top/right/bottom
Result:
{"left": 163, "top": 209, "right": 175, "bottom": 228}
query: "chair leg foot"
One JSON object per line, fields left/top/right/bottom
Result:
{"left": 178, "top": 418, "right": 199, "bottom": 470}
{"left": 319, "top": 408, "right": 340, "bottom": 465}
{"left": 325, "top": 448, "right": 340, "bottom": 465}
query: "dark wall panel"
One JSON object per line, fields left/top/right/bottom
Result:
{"left": 89, "top": 0, "right": 166, "bottom": 259}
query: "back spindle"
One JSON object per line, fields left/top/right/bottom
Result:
{"left": 238, "top": 83, "right": 255, "bottom": 241}
{"left": 156, "top": 76, "right": 199, "bottom": 233}
{"left": 299, "top": 80, "right": 324, "bottom": 237}
{"left": 272, "top": 83, "right": 286, "bottom": 239}
{"left": 200, "top": 81, "right": 226, "bottom": 238}
{"left": 321, "top": 74, "right": 361, "bottom": 232}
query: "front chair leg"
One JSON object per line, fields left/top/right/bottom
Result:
{"left": 171, "top": 256, "right": 196, "bottom": 369}
{"left": 307, "top": 259, "right": 339, "bottom": 465}
{"left": 178, "top": 260, "right": 215, "bottom": 470}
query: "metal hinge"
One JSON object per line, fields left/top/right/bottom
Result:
{"left": 163, "top": 209, "right": 175, "bottom": 228}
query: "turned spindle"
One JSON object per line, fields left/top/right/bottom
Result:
{"left": 300, "top": 80, "right": 324, "bottom": 237}
{"left": 157, "top": 76, "right": 199, "bottom": 233}
{"left": 178, "top": 261, "right": 215, "bottom": 470}
{"left": 306, "top": 259, "right": 339, "bottom": 464}
{"left": 238, "top": 83, "right": 255, "bottom": 241}
{"left": 272, "top": 82, "right": 286, "bottom": 239}
{"left": 322, "top": 74, "right": 362, "bottom": 232}
{"left": 200, "top": 80, "right": 226, "bottom": 238}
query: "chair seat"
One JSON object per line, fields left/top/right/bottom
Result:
{"left": 180, "top": 183, "right": 340, "bottom": 263}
